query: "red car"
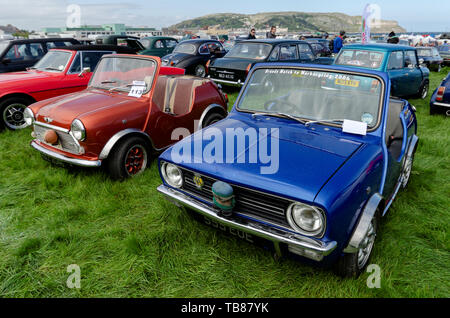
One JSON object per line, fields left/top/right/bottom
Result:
{"left": 0, "top": 45, "right": 136, "bottom": 130}
{"left": 26, "top": 54, "right": 228, "bottom": 179}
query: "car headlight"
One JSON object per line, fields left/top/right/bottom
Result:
{"left": 23, "top": 107, "right": 35, "bottom": 126}
{"left": 161, "top": 162, "right": 183, "bottom": 188}
{"left": 287, "top": 203, "right": 325, "bottom": 237}
{"left": 70, "top": 119, "right": 86, "bottom": 141}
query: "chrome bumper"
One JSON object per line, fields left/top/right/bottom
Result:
{"left": 157, "top": 185, "right": 337, "bottom": 260}
{"left": 31, "top": 140, "right": 102, "bottom": 167}
{"left": 208, "top": 76, "right": 244, "bottom": 86}
{"left": 433, "top": 102, "right": 450, "bottom": 108}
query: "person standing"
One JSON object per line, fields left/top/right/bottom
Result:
{"left": 333, "top": 30, "right": 345, "bottom": 54}
{"left": 266, "top": 26, "right": 277, "bottom": 39}
{"left": 247, "top": 28, "right": 256, "bottom": 39}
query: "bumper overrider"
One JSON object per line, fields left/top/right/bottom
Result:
{"left": 30, "top": 140, "right": 101, "bottom": 167}
{"left": 157, "top": 184, "right": 337, "bottom": 262}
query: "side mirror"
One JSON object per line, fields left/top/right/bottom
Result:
{"left": 418, "top": 58, "right": 424, "bottom": 65}
{"left": 78, "top": 67, "right": 91, "bottom": 77}
{"left": 2, "top": 58, "right": 11, "bottom": 64}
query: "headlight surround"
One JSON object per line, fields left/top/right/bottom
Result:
{"left": 161, "top": 162, "right": 183, "bottom": 188}
{"left": 23, "top": 107, "right": 35, "bottom": 126}
{"left": 70, "top": 119, "right": 86, "bottom": 141}
{"left": 287, "top": 202, "right": 325, "bottom": 237}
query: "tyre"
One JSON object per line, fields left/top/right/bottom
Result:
{"left": 107, "top": 136, "right": 150, "bottom": 180}
{"left": 0, "top": 96, "right": 33, "bottom": 130}
{"left": 194, "top": 64, "right": 206, "bottom": 78}
{"left": 418, "top": 82, "right": 429, "bottom": 100}
{"left": 203, "top": 112, "right": 225, "bottom": 127}
{"left": 336, "top": 210, "right": 379, "bottom": 278}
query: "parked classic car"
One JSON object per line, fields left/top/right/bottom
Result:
{"left": 27, "top": 54, "right": 228, "bottom": 179}
{"left": 139, "top": 36, "right": 179, "bottom": 57}
{"left": 161, "top": 39, "right": 227, "bottom": 77}
{"left": 430, "top": 71, "right": 450, "bottom": 115}
{"left": 438, "top": 45, "right": 450, "bottom": 65}
{"left": 0, "top": 45, "right": 135, "bottom": 131}
{"left": 207, "top": 39, "right": 334, "bottom": 86}
{"left": 0, "top": 38, "right": 80, "bottom": 73}
{"left": 416, "top": 47, "right": 444, "bottom": 72}
{"left": 95, "top": 35, "right": 144, "bottom": 53}
{"left": 157, "top": 63, "right": 418, "bottom": 277}
{"left": 334, "top": 44, "right": 430, "bottom": 99}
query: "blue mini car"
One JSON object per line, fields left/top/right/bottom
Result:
{"left": 334, "top": 44, "right": 430, "bottom": 100}
{"left": 157, "top": 63, "right": 419, "bottom": 277}
{"left": 430, "top": 71, "right": 450, "bottom": 115}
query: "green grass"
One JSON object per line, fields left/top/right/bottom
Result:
{"left": 0, "top": 68, "right": 449, "bottom": 298}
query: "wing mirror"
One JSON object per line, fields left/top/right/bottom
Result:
{"left": 418, "top": 58, "right": 424, "bottom": 65}
{"left": 78, "top": 67, "right": 91, "bottom": 77}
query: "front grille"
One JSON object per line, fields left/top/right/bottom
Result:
{"left": 181, "top": 168, "right": 291, "bottom": 228}
{"left": 34, "top": 123, "right": 80, "bottom": 154}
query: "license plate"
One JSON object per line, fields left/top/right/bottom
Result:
{"left": 218, "top": 73, "right": 234, "bottom": 80}
{"left": 203, "top": 216, "right": 254, "bottom": 243}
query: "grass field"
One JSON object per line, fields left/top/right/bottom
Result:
{"left": 0, "top": 68, "right": 449, "bottom": 298}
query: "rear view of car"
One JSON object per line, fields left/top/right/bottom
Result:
{"left": 430, "top": 72, "right": 450, "bottom": 115}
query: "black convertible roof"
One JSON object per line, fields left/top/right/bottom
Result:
{"left": 55, "top": 45, "right": 138, "bottom": 54}
{"left": 5, "top": 38, "right": 80, "bottom": 44}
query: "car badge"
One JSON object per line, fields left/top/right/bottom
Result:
{"left": 193, "top": 174, "right": 204, "bottom": 190}
{"left": 44, "top": 117, "right": 53, "bottom": 123}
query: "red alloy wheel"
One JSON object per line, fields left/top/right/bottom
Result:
{"left": 124, "top": 145, "right": 147, "bottom": 176}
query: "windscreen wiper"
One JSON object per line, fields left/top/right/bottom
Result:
{"left": 304, "top": 119, "right": 346, "bottom": 127}
{"left": 251, "top": 112, "right": 307, "bottom": 124}
{"left": 44, "top": 67, "right": 61, "bottom": 71}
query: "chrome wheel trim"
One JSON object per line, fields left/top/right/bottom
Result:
{"left": 2, "top": 103, "right": 28, "bottom": 130}
{"left": 195, "top": 65, "right": 206, "bottom": 77}
{"left": 421, "top": 85, "right": 428, "bottom": 99}
{"left": 357, "top": 219, "right": 376, "bottom": 269}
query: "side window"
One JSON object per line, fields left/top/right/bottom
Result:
{"left": 404, "top": 51, "right": 417, "bottom": 67}
{"left": 165, "top": 40, "right": 178, "bottom": 48}
{"left": 279, "top": 45, "right": 298, "bottom": 60}
{"left": 207, "top": 42, "right": 223, "bottom": 54}
{"left": 154, "top": 40, "right": 164, "bottom": 49}
{"left": 81, "top": 51, "right": 111, "bottom": 71}
{"left": 433, "top": 48, "right": 440, "bottom": 57}
{"left": 5, "top": 43, "right": 45, "bottom": 61}
{"left": 198, "top": 44, "right": 209, "bottom": 54}
{"left": 298, "top": 43, "right": 314, "bottom": 60}
{"left": 68, "top": 52, "right": 81, "bottom": 73}
{"left": 46, "top": 42, "right": 67, "bottom": 49}
{"left": 387, "top": 51, "right": 404, "bottom": 70}
{"left": 269, "top": 46, "right": 280, "bottom": 61}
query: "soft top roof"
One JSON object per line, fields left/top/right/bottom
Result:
{"left": 4, "top": 38, "right": 80, "bottom": 44}
{"left": 57, "top": 45, "right": 138, "bottom": 54}
{"left": 343, "top": 43, "right": 415, "bottom": 51}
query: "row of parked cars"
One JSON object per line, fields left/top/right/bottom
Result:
{"left": 0, "top": 37, "right": 448, "bottom": 277}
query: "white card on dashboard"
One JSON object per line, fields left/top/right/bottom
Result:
{"left": 342, "top": 119, "right": 367, "bottom": 136}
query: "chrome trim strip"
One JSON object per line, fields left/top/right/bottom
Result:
{"left": 31, "top": 140, "right": 101, "bottom": 167}
{"left": 343, "top": 193, "right": 382, "bottom": 253}
{"left": 99, "top": 129, "right": 153, "bottom": 160}
{"left": 34, "top": 121, "right": 69, "bottom": 133}
{"left": 158, "top": 185, "right": 337, "bottom": 257}
{"left": 433, "top": 102, "right": 450, "bottom": 108}
{"left": 209, "top": 78, "right": 243, "bottom": 86}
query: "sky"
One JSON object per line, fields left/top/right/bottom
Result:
{"left": 0, "top": 0, "right": 449, "bottom": 32}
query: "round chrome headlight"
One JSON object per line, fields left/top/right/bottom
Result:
{"left": 287, "top": 203, "right": 325, "bottom": 236}
{"left": 161, "top": 162, "right": 183, "bottom": 188}
{"left": 71, "top": 119, "right": 86, "bottom": 141}
{"left": 23, "top": 107, "right": 35, "bottom": 126}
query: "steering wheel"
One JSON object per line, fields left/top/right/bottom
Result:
{"left": 264, "top": 98, "right": 298, "bottom": 113}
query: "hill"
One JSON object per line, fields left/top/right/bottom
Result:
{"left": 170, "top": 11, "right": 406, "bottom": 33}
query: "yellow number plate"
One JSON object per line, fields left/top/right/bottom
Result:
{"left": 335, "top": 79, "right": 360, "bottom": 87}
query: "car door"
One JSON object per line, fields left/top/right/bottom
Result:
{"left": 383, "top": 99, "right": 409, "bottom": 199}
{"left": 403, "top": 50, "right": 422, "bottom": 95}
{"left": 387, "top": 51, "right": 407, "bottom": 97}
{"left": 278, "top": 44, "right": 299, "bottom": 63}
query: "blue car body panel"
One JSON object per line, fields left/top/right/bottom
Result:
{"left": 158, "top": 62, "right": 418, "bottom": 266}
{"left": 430, "top": 72, "right": 450, "bottom": 112}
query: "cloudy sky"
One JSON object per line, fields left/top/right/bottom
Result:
{"left": 0, "top": 0, "right": 449, "bottom": 32}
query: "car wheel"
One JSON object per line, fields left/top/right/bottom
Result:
{"left": 419, "top": 82, "right": 429, "bottom": 99}
{"left": 203, "top": 112, "right": 225, "bottom": 127}
{"left": 107, "top": 136, "right": 149, "bottom": 180}
{"left": 401, "top": 151, "right": 415, "bottom": 189}
{"left": 194, "top": 64, "right": 206, "bottom": 78}
{"left": 0, "top": 97, "right": 33, "bottom": 130}
{"left": 336, "top": 210, "right": 379, "bottom": 278}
